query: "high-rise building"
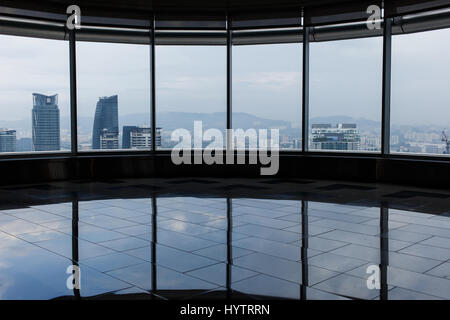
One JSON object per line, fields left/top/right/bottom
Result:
{"left": 293, "top": 139, "right": 302, "bottom": 149}
{"left": 92, "top": 95, "right": 118, "bottom": 150}
{"left": 100, "top": 128, "right": 119, "bottom": 149}
{"left": 311, "top": 123, "right": 360, "bottom": 151}
{"left": 0, "top": 129, "right": 16, "bottom": 152}
{"left": 122, "top": 126, "right": 138, "bottom": 149}
{"left": 122, "top": 126, "right": 162, "bottom": 149}
{"left": 16, "top": 138, "right": 32, "bottom": 152}
{"left": 32, "top": 93, "right": 60, "bottom": 151}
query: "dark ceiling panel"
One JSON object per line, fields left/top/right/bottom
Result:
{"left": 0, "top": 0, "right": 358, "bottom": 15}
{"left": 1, "top": 0, "right": 449, "bottom": 24}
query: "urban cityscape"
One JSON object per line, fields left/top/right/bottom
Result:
{"left": 0, "top": 93, "right": 449, "bottom": 154}
{"left": 0, "top": 93, "right": 162, "bottom": 152}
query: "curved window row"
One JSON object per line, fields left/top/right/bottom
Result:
{"left": 0, "top": 8, "right": 449, "bottom": 156}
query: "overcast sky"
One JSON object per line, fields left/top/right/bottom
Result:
{"left": 1, "top": 27, "right": 450, "bottom": 129}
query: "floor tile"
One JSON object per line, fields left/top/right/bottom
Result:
{"left": 313, "top": 274, "right": 380, "bottom": 300}
{"left": 311, "top": 219, "right": 379, "bottom": 236}
{"left": 125, "top": 244, "right": 217, "bottom": 273}
{"left": 193, "top": 244, "right": 254, "bottom": 261}
{"left": 186, "top": 263, "right": 257, "bottom": 286}
{"left": 81, "top": 214, "right": 137, "bottom": 230}
{"left": 233, "top": 224, "right": 300, "bottom": 243}
{"left": 99, "top": 236, "right": 149, "bottom": 251}
{"left": 233, "top": 237, "right": 300, "bottom": 261}
{"left": 157, "top": 230, "right": 217, "bottom": 252}
{"left": 35, "top": 234, "right": 116, "bottom": 261}
{"left": 232, "top": 274, "right": 300, "bottom": 299}
{"left": 309, "top": 252, "right": 367, "bottom": 273}
{"left": 81, "top": 252, "right": 145, "bottom": 272}
{"left": 386, "top": 266, "right": 450, "bottom": 299}
{"left": 158, "top": 219, "right": 218, "bottom": 235}
{"left": 235, "top": 214, "right": 297, "bottom": 229}
{"left": 399, "top": 243, "right": 450, "bottom": 261}
{"left": 388, "top": 287, "right": 442, "bottom": 300}
{"left": 426, "top": 262, "right": 450, "bottom": 279}
{"left": 420, "top": 236, "right": 450, "bottom": 250}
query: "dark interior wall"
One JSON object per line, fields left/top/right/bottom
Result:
{"left": 1, "top": 154, "right": 450, "bottom": 189}
{"left": 376, "top": 157, "right": 450, "bottom": 189}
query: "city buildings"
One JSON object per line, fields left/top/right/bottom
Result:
{"left": 16, "top": 138, "right": 32, "bottom": 152}
{"left": 0, "top": 128, "right": 16, "bottom": 152}
{"left": 310, "top": 123, "right": 360, "bottom": 151}
{"left": 32, "top": 93, "right": 60, "bottom": 151}
{"left": 100, "top": 128, "right": 119, "bottom": 149}
{"left": 92, "top": 95, "right": 118, "bottom": 150}
{"left": 122, "top": 126, "right": 162, "bottom": 149}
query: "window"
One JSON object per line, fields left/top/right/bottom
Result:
{"left": 391, "top": 28, "right": 450, "bottom": 156}
{"left": 0, "top": 35, "right": 70, "bottom": 153}
{"left": 309, "top": 36, "right": 382, "bottom": 152}
{"left": 232, "top": 43, "right": 302, "bottom": 150}
{"left": 76, "top": 41, "right": 151, "bottom": 151}
{"left": 155, "top": 45, "right": 226, "bottom": 149}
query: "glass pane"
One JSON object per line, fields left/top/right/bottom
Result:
{"left": 0, "top": 35, "right": 70, "bottom": 153}
{"left": 155, "top": 45, "right": 226, "bottom": 149}
{"left": 233, "top": 43, "right": 302, "bottom": 150}
{"left": 77, "top": 41, "right": 151, "bottom": 151}
{"left": 391, "top": 28, "right": 450, "bottom": 156}
{"left": 309, "top": 36, "right": 382, "bottom": 152}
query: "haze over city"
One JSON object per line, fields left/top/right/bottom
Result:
{"left": 1, "top": 28, "right": 450, "bottom": 153}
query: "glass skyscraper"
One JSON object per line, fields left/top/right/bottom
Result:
{"left": 92, "top": 95, "right": 119, "bottom": 150}
{"left": 0, "top": 129, "right": 16, "bottom": 152}
{"left": 32, "top": 93, "right": 60, "bottom": 151}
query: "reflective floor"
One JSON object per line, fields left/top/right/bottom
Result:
{"left": 1, "top": 178, "right": 450, "bottom": 300}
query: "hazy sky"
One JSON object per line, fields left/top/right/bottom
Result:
{"left": 0, "top": 35, "right": 70, "bottom": 122}
{"left": 1, "top": 27, "right": 450, "bottom": 129}
{"left": 310, "top": 37, "right": 382, "bottom": 121}
{"left": 391, "top": 28, "right": 450, "bottom": 127}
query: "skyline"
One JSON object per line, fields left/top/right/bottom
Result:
{"left": 1, "top": 28, "right": 450, "bottom": 127}
{"left": 0, "top": 94, "right": 448, "bottom": 154}
{"left": 0, "top": 26, "right": 449, "bottom": 154}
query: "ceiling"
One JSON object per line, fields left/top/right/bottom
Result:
{"left": 0, "top": 0, "right": 361, "bottom": 16}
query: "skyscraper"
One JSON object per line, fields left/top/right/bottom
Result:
{"left": 100, "top": 129, "right": 119, "bottom": 149}
{"left": 122, "top": 126, "right": 162, "bottom": 149}
{"left": 311, "top": 123, "right": 360, "bottom": 151}
{"left": 16, "top": 138, "right": 32, "bottom": 152}
{"left": 32, "top": 93, "right": 60, "bottom": 151}
{"left": 0, "top": 129, "right": 16, "bottom": 152}
{"left": 92, "top": 95, "right": 118, "bottom": 150}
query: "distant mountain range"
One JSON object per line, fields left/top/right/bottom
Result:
{"left": 92, "top": 112, "right": 381, "bottom": 134}
{"left": 0, "top": 112, "right": 382, "bottom": 135}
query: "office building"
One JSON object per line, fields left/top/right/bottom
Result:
{"left": 122, "top": 126, "right": 162, "bottom": 149}
{"left": 32, "top": 93, "right": 60, "bottom": 151}
{"left": 92, "top": 95, "right": 118, "bottom": 150}
{"left": 16, "top": 137, "right": 32, "bottom": 152}
{"left": 0, "top": 129, "right": 16, "bottom": 152}
{"left": 311, "top": 123, "right": 360, "bottom": 151}
{"left": 100, "top": 128, "right": 119, "bottom": 149}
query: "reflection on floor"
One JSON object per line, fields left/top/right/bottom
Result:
{"left": 0, "top": 177, "right": 450, "bottom": 300}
